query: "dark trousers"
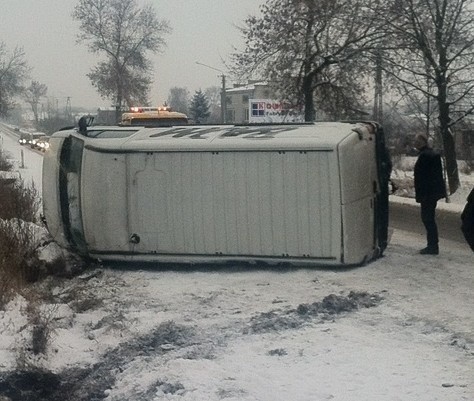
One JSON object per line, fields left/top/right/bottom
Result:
{"left": 420, "top": 199, "right": 439, "bottom": 248}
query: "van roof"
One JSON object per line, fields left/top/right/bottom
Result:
{"left": 55, "top": 122, "right": 377, "bottom": 152}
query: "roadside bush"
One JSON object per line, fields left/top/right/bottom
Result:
{"left": 0, "top": 220, "right": 38, "bottom": 307}
{"left": 0, "top": 179, "right": 40, "bottom": 223}
{"left": 25, "top": 290, "right": 57, "bottom": 356}
{"left": 0, "top": 152, "right": 41, "bottom": 309}
{"left": 0, "top": 149, "right": 14, "bottom": 171}
{"left": 0, "top": 149, "right": 80, "bottom": 362}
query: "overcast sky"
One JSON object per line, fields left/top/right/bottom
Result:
{"left": 0, "top": 0, "right": 263, "bottom": 110}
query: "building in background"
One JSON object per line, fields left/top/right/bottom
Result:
{"left": 226, "top": 81, "right": 269, "bottom": 123}
{"left": 225, "top": 81, "right": 303, "bottom": 124}
{"left": 248, "top": 99, "right": 304, "bottom": 123}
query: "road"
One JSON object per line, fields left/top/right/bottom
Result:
{"left": 390, "top": 196, "right": 467, "bottom": 245}
{"left": 0, "top": 123, "right": 45, "bottom": 194}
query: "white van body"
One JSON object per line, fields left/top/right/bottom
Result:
{"left": 42, "top": 122, "right": 389, "bottom": 266}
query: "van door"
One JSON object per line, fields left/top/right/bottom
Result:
{"left": 373, "top": 124, "right": 391, "bottom": 254}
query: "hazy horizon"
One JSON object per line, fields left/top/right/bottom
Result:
{"left": 0, "top": 0, "right": 263, "bottom": 110}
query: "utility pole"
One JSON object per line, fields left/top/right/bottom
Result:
{"left": 195, "top": 61, "right": 227, "bottom": 123}
{"left": 65, "top": 97, "right": 72, "bottom": 122}
{"left": 220, "top": 74, "right": 226, "bottom": 124}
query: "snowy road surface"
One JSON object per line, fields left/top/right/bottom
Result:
{"left": 0, "top": 124, "right": 473, "bottom": 400}
{"left": 0, "top": 125, "right": 43, "bottom": 196}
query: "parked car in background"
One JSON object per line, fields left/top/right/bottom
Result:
{"left": 29, "top": 132, "right": 46, "bottom": 149}
{"left": 34, "top": 136, "right": 50, "bottom": 152}
{"left": 18, "top": 131, "right": 31, "bottom": 145}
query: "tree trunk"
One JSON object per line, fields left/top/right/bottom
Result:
{"left": 437, "top": 84, "right": 459, "bottom": 194}
{"left": 439, "top": 111, "right": 459, "bottom": 195}
{"left": 0, "top": 89, "right": 4, "bottom": 117}
{"left": 303, "top": 74, "right": 315, "bottom": 122}
{"left": 115, "top": 63, "right": 123, "bottom": 124}
{"left": 115, "top": 84, "right": 123, "bottom": 124}
{"left": 32, "top": 103, "right": 39, "bottom": 125}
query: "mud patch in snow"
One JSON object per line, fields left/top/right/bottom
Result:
{"left": 246, "top": 291, "right": 383, "bottom": 334}
{"left": 0, "top": 321, "right": 195, "bottom": 401}
{"left": 142, "top": 380, "right": 185, "bottom": 399}
{"left": 0, "top": 369, "right": 60, "bottom": 401}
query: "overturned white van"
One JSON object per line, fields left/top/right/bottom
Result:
{"left": 42, "top": 122, "right": 390, "bottom": 266}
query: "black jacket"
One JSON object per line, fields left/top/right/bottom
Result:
{"left": 414, "top": 146, "right": 446, "bottom": 203}
{"left": 461, "top": 188, "right": 474, "bottom": 251}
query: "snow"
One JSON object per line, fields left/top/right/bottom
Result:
{"left": 0, "top": 130, "right": 43, "bottom": 196}
{"left": 0, "top": 126, "right": 473, "bottom": 400}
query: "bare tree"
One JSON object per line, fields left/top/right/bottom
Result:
{"left": 383, "top": 0, "right": 474, "bottom": 194}
{"left": 232, "top": 0, "right": 386, "bottom": 121}
{"left": 0, "top": 43, "right": 29, "bottom": 117}
{"left": 167, "top": 87, "right": 190, "bottom": 115}
{"left": 87, "top": 60, "right": 151, "bottom": 107}
{"left": 72, "top": 0, "right": 171, "bottom": 120}
{"left": 24, "top": 81, "right": 47, "bottom": 125}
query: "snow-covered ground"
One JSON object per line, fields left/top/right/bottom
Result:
{"left": 0, "top": 127, "right": 473, "bottom": 401}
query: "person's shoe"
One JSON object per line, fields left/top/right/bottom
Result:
{"left": 419, "top": 247, "right": 439, "bottom": 255}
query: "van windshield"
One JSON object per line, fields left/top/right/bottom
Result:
{"left": 85, "top": 130, "right": 138, "bottom": 138}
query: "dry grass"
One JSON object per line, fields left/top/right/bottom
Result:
{"left": 0, "top": 151, "right": 41, "bottom": 309}
{"left": 0, "top": 149, "right": 14, "bottom": 171}
{"left": 0, "top": 151, "right": 77, "bottom": 362}
{"left": 0, "top": 178, "right": 40, "bottom": 222}
{"left": 24, "top": 290, "right": 58, "bottom": 355}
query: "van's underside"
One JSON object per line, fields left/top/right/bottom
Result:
{"left": 87, "top": 251, "right": 355, "bottom": 267}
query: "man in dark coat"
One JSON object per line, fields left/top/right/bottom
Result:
{"left": 461, "top": 187, "right": 474, "bottom": 252}
{"left": 414, "top": 134, "right": 446, "bottom": 255}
